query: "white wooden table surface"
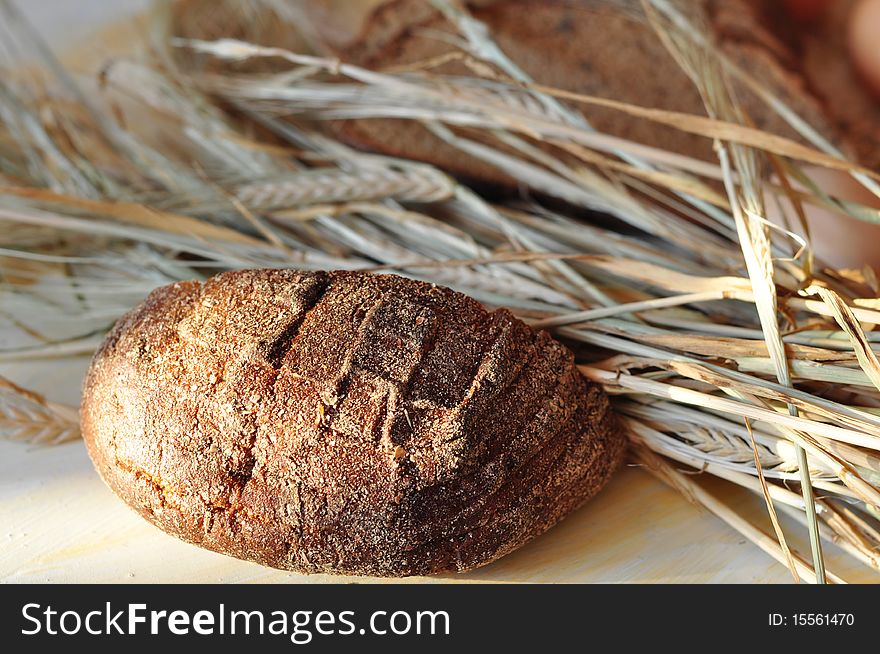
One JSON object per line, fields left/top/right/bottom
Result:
{"left": 1, "top": 0, "right": 877, "bottom": 584}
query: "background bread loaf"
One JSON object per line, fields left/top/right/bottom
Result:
{"left": 167, "top": 1, "right": 879, "bottom": 186}
{"left": 295, "top": 0, "right": 876, "bottom": 185}
{"left": 81, "top": 269, "right": 625, "bottom": 577}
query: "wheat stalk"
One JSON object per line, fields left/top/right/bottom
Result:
{"left": 234, "top": 166, "right": 455, "bottom": 209}
{"left": 0, "top": 375, "right": 79, "bottom": 445}
{"left": 633, "top": 443, "right": 846, "bottom": 583}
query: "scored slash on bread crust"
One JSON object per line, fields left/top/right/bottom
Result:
{"left": 81, "top": 269, "right": 625, "bottom": 577}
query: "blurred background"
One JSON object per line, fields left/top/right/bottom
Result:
{"left": 11, "top": 0, "right": 148, "bottom": 51}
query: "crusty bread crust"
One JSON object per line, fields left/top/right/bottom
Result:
{"left": 81, "top": 269, "right": 625, "bottom": 577}
{"left": 306, "top": 0, "right": 861, "bottom": 185}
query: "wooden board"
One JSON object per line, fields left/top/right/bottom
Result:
{"left": 1, "top": 0, "right": 878, "bottom": 585}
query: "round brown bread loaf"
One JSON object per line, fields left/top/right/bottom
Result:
{"left": 81, "top": 269, "right": 625, "bottom": 577}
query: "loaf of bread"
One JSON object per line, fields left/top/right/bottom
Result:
{"left": 81, "top": 269, "right": 624, "bottom": 576}
{"left": 300, "top": 0, "right": 876, "bottom": 184}
{"left": 169, "top": 1, "right": 877, "bottom": 184}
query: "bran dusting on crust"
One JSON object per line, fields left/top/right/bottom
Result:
{"left": 81, "top": 269, "right": 625, "bottom": 577}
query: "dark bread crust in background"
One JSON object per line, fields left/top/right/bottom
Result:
{"left": 798, "top": 0, "right": 880, "bottom": 171}
{"left": 167, "top": 0, "right": 878, "bottom": 186}
{"left": 299, "top": 0, "right": 875, "bottom": 185}
{"left": 81, "top": 269, "right": 625, "bottom": 577}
